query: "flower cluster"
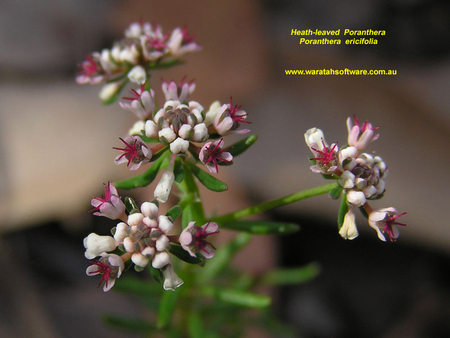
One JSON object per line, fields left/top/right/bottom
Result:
{"left": 84, "top": 182, "right": 219, "bottom": 291}
{"left": 113, "top": 78, "right": 249, "bottom": 202}
{"left": 76, "top": 21, "right": 201, "bottom": 101}
{"left": 305, "top": 116, "right": 407, "bottom": 242}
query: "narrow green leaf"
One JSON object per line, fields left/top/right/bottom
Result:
{"left": 147, "top": 58, "right": 184, "bottom": 70}
{"left": 359, "top": 205, "right": 369, "bottom": 219}
{"left": 220, "top": 220, "right": 300, "bottom": 235}
{"left": 185, "top": 162, "right": 228, "bottom": 192}
{"left": 150, "top": 266, "right": 164, "bottom": 285}
{"left": 101, "top": 80, "right": 129, "bottom": 105}
{"left": 181, "top": 202, "right": 196, "bottom": 229}
{"left": 102, "top": 315, "right": 155, "bottom": 332}
{"left": 329, "top": 185, "right": 343, "bottom": 199}
{"left": 150, "top": 146, "right": 170, "bottom": 162}
{"left": 166, "top": 205, "right": 182, "bottom": 221}
{"left": 173, "top": 156, "right": 185, "bottom": 183}
{"left": 226, "top": 134, "right": 258, "bottom": 157}
{"left": 112, "top": 276, "right": 161, "bottom": 296}
{"left": 157, "top": 288, "right": 182, "bottom": 329}
{"left": 197, "top": 233, "right": 251, "bottom": 283}
{"left": 187, "top": 311, "right": 205, "bottom": 338}
{"left": 114, "top": 150, "right": 170, "bottom": 189}
{"left": 214, "top": 288, "right": 271, "bottom": 309}
{"left": 337, "top": 193, "right": 349, "bottom": 230}
{"left": 124, "top": 197, "right": 139, "bottom": 214}
{"left": 261, "top": 263, "right": 321, "bottom": 285}
{"left": 168, "top": 243, "right": 205, "bottom": 266}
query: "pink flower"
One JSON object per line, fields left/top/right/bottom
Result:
{"left": 166, "top": 26, "right": 202, "bottom": 57}
{"left": 76, "top": 53, "right": 104, "bottom": 84}
{"left": 368, "top": 207, "right": 408, "bottom": 242}
{"left": 86, "top": 253, "right": 124, "bottom": 292}
{"left": 179, "top": 222, "right": 219, "bottom": 259}
{"left": 199, "top": 139, "right": 233, "bottom": 174}
{"left": 119, "top": 84, "right": 156, "bottom": 120}
{"left": 113, "top": 136, "right": 152, "bottom": 170}
{"left": 213, "top": 98, "right": 250, "bottom": 135}
{"left": 162, "top": 77, "right": 195, "bottom": 102}
{"left": 346, "top": 116, "right": 379, "bottom": 151}
{"left": 90, "top": 182, "right": 126, "bottom": 220}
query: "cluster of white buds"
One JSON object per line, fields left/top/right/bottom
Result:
{"left": 76, "top": 21, "right": 201, "bottom": 101}
{"left": 85, "top": 188, "right": 220, "bottom": 292}
{"left": 305, "top": 117, "right": 407, "bottom": 242}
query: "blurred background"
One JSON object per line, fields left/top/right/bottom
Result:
{"left": 1, "top": 0, "right": 450, "bottom": 337}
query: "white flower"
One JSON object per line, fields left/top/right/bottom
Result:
{"left": 127, "top": 65, "right": 147, "bottom": 85}
{"left": 346, "top": 190, "right": 366, "bottom": 207}
{"left": 304, "top": 128, "right": 326, "bottom": 153}
{"left": 339, "top": 209, "right": 359, "bottom": 240}
{"left": 152, "top": 251, "right": 170, "bottom": 269}
{"left": 145, "top": 120, "right": 159, "bottom": 139}
{"left": 339, "top": 171, "right": 355, "bottom": 189}
{"left": 162, "top": 264, "right": 184, "bottom": 291}
{"left": 159, "top": 127, "right": 177, "bottom": 144}
{"left": 170, "top": 137, "right": 189, "bottom": 154}
{"left": 128, "top": 120, "right": 145, "bottom": 136}
{"left": 99, "top": 82, "right": 121, "bottom": 102}
{"left": 83, "top": 233, "right": 117, "bottom": 259}
{"left": 204, "top": 101, "right": 222, "bottom": 126}
{"left": 154, "top": 171, "right": 175, "bottom": 203}
{"left": 192, "top": 123, "right": 208, "bottom": 142}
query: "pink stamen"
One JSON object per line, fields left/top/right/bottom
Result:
{"left": 203, "top": 139, "right": 232, "bottom": 172}
{"left": 229, "top": 97, "right": 250, "bottom": 125}
{"left": 123, "top": 83, "right": 146, "bottom": 101}
{"left": 90, "top": 182, "right": 113, "bottom": 213}
{"left": 113, "top": 138, "right": 140, "bottom": 166}
{"left": 182, "top": 25, "right": 196, "bottom": 44}
{"left": 311, "top": 140, "right": 337, "bottom": 166}
{"left": 194, "top": 222, "right": 219, "bottom": 254}
{"left": 384, "top": 212, "right": 408, "bottom": 242}
{"left": 78, "top": 53, "right": 98, "bottom": 76}
{"left": 88, "top": 261, "right": 111, "bottom": 289}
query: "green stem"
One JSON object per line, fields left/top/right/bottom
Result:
{"left": 179, "top": 163, "right": 206, "bottom": 227}
{"left": 210, "top": 182, "right": 338, "bottom": 224}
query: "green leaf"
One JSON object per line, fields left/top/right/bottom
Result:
{"left": 124, "top": 197, "right": 139, "bottom": 214}
{"left": 260, "top": 263, "right": 321, "bottom": 285}
{"left": 329, "top": 185, "right": 343, "bottom": 199}
{"left": 226, "top": 134, "right": 258, "bottom": 158}
{"left": 213, "top": 288, "right": 271, "bottom": 309}
{"left": 112, "top": 276, "right": 161, "bottom": 296}
{"left": 173, "top": 156, "right": 185, "bottom": 183}
{"left": 166, "top": 205, "right": 182, "bottom": 221}
{"left": 197, "top": 233, "right": 251, "bottom": 283}
{"left": 101, "top": 80, "right": 129, "bottom": 105}
{"left": 220, "top": 220, "right": 300, "bottom": 235}
{"left": 114, "top": 149, "right": 170, "bottom": 189}
{"left": 147, "top": 58, "right": 184, "bottom": 70}
{"left": 150, "top": 266, "right": 164, "bottom": 285}
{"left": 359, "top": 205, "right": 369, "bottom": 219}
{"left": 337, "top": 193, "right": 349, "bottom": 230}
{"left": 102, "top": 315, "right": 155, "bottom": 332}
{"left": 168, "top": 243, "right": 206, "bottom": 266}
{"left": 185, "top": 162, "right": 228, "bottom": 192}
{"left": 157, "top": 288, "right": 182, "bottom": 329}
{"left": 187, "top": 311, "right": 205, "bottom": 338}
